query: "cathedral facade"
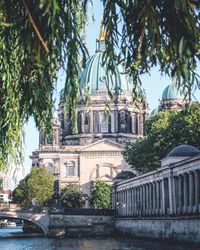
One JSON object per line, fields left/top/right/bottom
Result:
{"left": 30, "top": 27, "right": 148, "bottom": 198}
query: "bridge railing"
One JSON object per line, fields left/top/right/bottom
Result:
{"left": 0, "top": 203, "right": 49, "bottom": 213}
{"left": 49, "top": 207, "right": 114, "bottom": 216}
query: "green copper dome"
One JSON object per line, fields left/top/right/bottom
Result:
{"left": 79, "top": 51, "right": 132, "bottom": 95}
{"left": 162, "top": 83, "right": 183, "bottom": 101}
{"left": 150, "top": 107, "right": 159, "bottom": 116}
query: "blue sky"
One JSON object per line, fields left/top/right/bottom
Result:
{"left": 22, "top": 2, "right": 200, "bottom": 178}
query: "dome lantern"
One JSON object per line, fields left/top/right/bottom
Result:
{"left": 96, "top": 23, "right": 106, "bottom": 52}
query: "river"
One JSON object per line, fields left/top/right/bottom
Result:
{"left": 0, "top": 227, "right": 197, "bottom": 250}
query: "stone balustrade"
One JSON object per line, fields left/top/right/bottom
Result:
{"left": 113, "top": 156, "right": 200, "bottom": 217}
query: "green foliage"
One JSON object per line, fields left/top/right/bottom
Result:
{"left": 0, "top": 1, "right": 200, "bottom": 170}
{"left": 90, "top": 181, "right": 112, "bottom": 209}
{"left": 124, "top": 103, "right": 200, "bottom": 173}
{"left": 103, "top": 0, "right": 200, "bottom": 98}
{"left": 0, "top": 177, "right": 3, "bottom": 190}
{"left": 12, "top": 167, "right": 54, "bottom": 205}
{"left": 0, "top": 0, "right": 87, "bottom": 169}
{"left": 60, "top": 184, "right": 85, "bottom": 208}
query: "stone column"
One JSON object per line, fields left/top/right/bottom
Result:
{"left": 152, "top": 182, "right": 156, "bottom": 214}
{"left": 120, "top": 191, "right": 123, "bottom": 216}
{"left": 131, "top": 188, "right": 134, "bottom": 216}
{"left": 144, "top": 185, "right": 146, "bottom": 215}
{"left": 146, "top": 184, "right": 149, "bottom": 215}
{"left": 156, "top": 181, "right": 160, "bottom": 215}
{"left": 111, "top": 112, "right": 115, "bottom": 133}
{"left": 195, "top": 170, "right": 200, "bottom": 213}
{"left": 189, "top": 171, "right": 195, "bottom": 213}
{"left": 81, "top": 112, "right": 84, "bottom": 133}
{"left": 173, "top": 176, "right": 179, "bottom": 214}
{"left": 168, "top": 171, "right": 175, "bottom": 214}
{"left": 149, "top": 183, "right": 153, "bottom": 215}
{"left": 145, "top": 184, "right": 147, "bottom": 215}
{"left": 140, "top": 186, "right": 143, "bottom": 217}
{"left": 183, "top": 173, "right": 189, "bottom": 213}
{"left": 129, "top": 188, "right": 132, "bottom": 216}
{"left": 90, "top": 111, "right": 93, "bottom": 133}
{"left": 178, "top": 175, "right": 183, "bottom": 214}
{"left": 128, "top": 189, "right": 131, "bottom": 216}
{"left": 123, "top": 189, "right": 128, "bottom": 216}
{"left": 135, "top": 187, "right": 138, "bottom": 215}
{"left": 133, "top": 188, "right": 136, "bottom": 216}
{"left": 126, "top": 189, "right": 129, "bottom": 216}
{"left": 161, "top": 179, "right": 166, "bottom": 215}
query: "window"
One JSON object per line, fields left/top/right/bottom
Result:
{"left": 93, "top": 112, "right": 99, "bottom": 133}
{"left": 66, "top": 162, "right": 75, "bottom": 177}
{"left": 101, "top": 113, "right": 108, "bottom": 133}
{"left": 78, "top": 112, "right": 82, "bottom": 133}
{"left": 132, "top": 113, "right": 138, "bottom": 134}
{"left": 84, "top": 113, "right": 90, "bottom": 133}
{"left": 119, "top": 111, "right": 126, "bottom": 132}
{"left": 47, "top": 163, "right": 54, "bottom": 173}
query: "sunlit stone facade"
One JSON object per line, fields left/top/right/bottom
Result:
{"left": 30, "top": 27, "right": 148, "bottom": 199}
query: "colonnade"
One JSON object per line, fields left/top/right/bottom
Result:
{"left": 113, "top": 169, "right": 200, "bottom": 217}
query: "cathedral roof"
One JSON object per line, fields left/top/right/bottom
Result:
{"left": 162, "top": 83, "right": 183, "bottom": 101}
{"left": 78, "top": 24, "right": 132, "bottom": 96}
{"left": 79, "top": 51, "right": 132, "bottom": 95}
{"left": 150, "top": 107, "right": 159, "bottom": 116}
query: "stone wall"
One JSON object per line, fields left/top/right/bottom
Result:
{"left": 115, "top": 217, "right": 200, "bottom": 244}
{"left": 49, "top": 214, "right": 114, "bottom": 237}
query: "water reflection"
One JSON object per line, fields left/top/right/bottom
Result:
{"left": 0, "top": 228, "right": 198, "bottom": 250}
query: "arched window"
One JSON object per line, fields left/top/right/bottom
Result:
{"left": 78, "top": 112, "right": 82, "bottom": 133}
{"left": 65, "top": 161, "right": 75, "bottom": 177}
{"left": 84, "top": 113, "right": 90, "bottom": 133}
{"left": 93, "top": 112, "right": 99, "bottom": 133}
{"left": 119, "top": 111, "right": 126, "bottom": 132}
{"left": 101, "top": 113, "right": 108, "bottom": 133}
{"left": 46, "top": 162, "right": 54, "bottom": 173}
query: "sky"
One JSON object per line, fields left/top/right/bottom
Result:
{"left": 22, "top": 1, "right": 200, "bottom": 179}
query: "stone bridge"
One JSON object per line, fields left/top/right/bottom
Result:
{"left": 0, "top": 205, "right": 114, "bottom": 237}
{"left": 0, "top": 204, "right": 49, "bottom": 235}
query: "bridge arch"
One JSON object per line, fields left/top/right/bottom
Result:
{"left": 0, "top": 211, "right": 49, "bottom": 235}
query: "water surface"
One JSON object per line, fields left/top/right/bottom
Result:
{"left": 0, "top": 227, "right": 197, "bottom": 250}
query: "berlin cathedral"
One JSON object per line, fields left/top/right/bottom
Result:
{"left": 30, "top": 26, "right": 186, "bottom": 199}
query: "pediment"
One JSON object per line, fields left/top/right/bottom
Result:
{"left": 79, "top": 139, "right": 123, "bottom": 152}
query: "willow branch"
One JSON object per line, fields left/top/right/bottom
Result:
{"left": 22, "top": 0, "right": 49, "bottom": 53}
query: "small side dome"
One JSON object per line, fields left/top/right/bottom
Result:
{"left": 167, "top": 145, "right": 200, "bottom": 157}
{"left": 60, "top": 89, "right": 64, "bottom": 101}
{"left": 114, "top": 171, "right": 136, "bottom": 180}
{"left": 162, "top": 83, "right": 183, "bottom": 101}
{"left": 150, "top": 107, "right": 159, "bottom": 116}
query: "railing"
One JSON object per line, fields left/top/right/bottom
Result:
{"left": 0, "top": 203, "right": 49, "bottom": 213}
{"left": 50, "top": 207, "right": 114, "bottom": 216}
{"left": 0, "top": 203, "right": 114, "bottom": 216}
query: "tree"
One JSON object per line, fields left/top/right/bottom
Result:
{"left": 0, "top": 177, "right": 3, "bottom": 190}
{"left": 124, "top": 103, "right": 200, "bottom": 173}
{"left": 12, "top": 167, "right": 54, "bottom": 205}
{"left": 60, "top": 184, "right": 85, "bottom": 208}
{"left": 0, "top": 1, "right": 199, "bottom": 170}
{"left": 90, "top": 181, "right": 112, "bottom": 209}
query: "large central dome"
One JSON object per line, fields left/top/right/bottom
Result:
{"left": 58, "top": 25, "right": 148, "bottom": 146}
{"left": 79, "top": 25, "right": 131, "bottom": 96}
{"left": 79, "top": 51, "right": 131, "bottom": 95}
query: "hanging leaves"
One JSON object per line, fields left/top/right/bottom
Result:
{"left": 0, "top": 0, "right": 87, "bottom": 169}
{"left": 0, "top": 0, "right": 200, "bottom": 170}
{"left": 102, "top": 0, "right": 200, "bottom": 98}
